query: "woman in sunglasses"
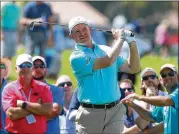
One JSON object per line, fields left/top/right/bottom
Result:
{"left": 55, "top": 75, "right": 76, "bottom": 134}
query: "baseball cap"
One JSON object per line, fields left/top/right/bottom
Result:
{"left": 140, "top": 67, "right": 157, "bottom": 78}
{"left": 16, "top": 54, "right": 33, "bottom": 66}
{"left": 160, "top": 63, "right": 177, "bottom": 74}
{"left": 32, "top": 56, "right": 47, "bottom": 67}
{"left": 68, "top": 16, "right": 89, "bottom": 33}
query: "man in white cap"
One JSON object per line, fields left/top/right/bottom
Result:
{"left": 32, "top": 56, "right": 64, "bottom": 134}
{"left": 68, "top": 16, "right": 140, "bottom": 133}
{"left": 0, "top": 58, "right": 11, "bottom": 133}
{"left": 1, "top": 54, "right": 53, "bottom": 134}
{"left": 122, "top": 63, "right": 178, "bottom": 134}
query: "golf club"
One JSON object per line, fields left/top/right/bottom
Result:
{"left": 29, "top": 21, "right": 134, "bottom": 37}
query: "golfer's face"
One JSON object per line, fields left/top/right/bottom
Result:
{"left": 71, "top": 24, "right": 91, "bottom": 44}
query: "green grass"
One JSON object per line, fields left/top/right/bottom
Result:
{"left": 9, "top": 47, "right": 178, "bottom": 94}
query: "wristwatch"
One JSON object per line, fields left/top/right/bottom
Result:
{"left": 22, "top": 102, "right": 28, "bottom": 109}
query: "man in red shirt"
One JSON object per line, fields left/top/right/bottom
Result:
{"left": 2, "top": 54, "right": 53, "bottom": 134}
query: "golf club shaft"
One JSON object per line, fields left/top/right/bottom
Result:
{"left": 29, "top": 21, "right": 134, "bottom": 36}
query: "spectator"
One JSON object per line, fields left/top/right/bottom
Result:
{"left": 67, "top": 88, "right": 80, "bottom": 122}
{"left": 154, "top": 19, "right": 169, "bottom": 57}
{"left": 122, "top": 63, "right": 178, "bottom": 134}
{"left": 56, "top": 75, "right": 76, "bottom": 134}
{"left": 69, "top": 16, "right": 140, "bottom": 133}
{"left": 46, "top": 13, "right": 66, "bottom": 79}
{"left": 1, "top": 54, "right": 53, "bottom": 134}
{"left": 1, "top": 1, "right": 21, "bottom": 60}
{"left": 32, "top": 56, "right": 64, "bottom": 134}
{"left": 21, "top": 1, "right": 54, "bottom": 56}
{"left": 132, "top": 68, "right": 166, "bottom": 132}
{"left": 118, "top": 79, "right": 140, "bottom": 134}
{"left": 0, "top": 58, "right": 11, "bottom": 134}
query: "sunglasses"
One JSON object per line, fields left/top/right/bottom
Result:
{"left": 19, "top": 63, "right": 32, "bottom": 69}
{"left": 142, "top": 75, "right": 157, "bottom": 81}
{"left": 161, "top": 71, "right": 176, "bottom": 78}
{"left": 0, "top": 64, "right": 6, "bottom": 69}
{"left": 34, "top": 64, "right": 46, "bottom": 69}
{"left": 120, "top": 87, "right": 133, "bottom": 92}
{"left": 58, "top": 81, "right": 72, "bottom": 87}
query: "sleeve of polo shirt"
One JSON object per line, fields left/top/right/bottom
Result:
{"left": 70, "top": 52, "right": 95, "bottom": 76}
{"left": 151, "top": 107, "right": 164, "bottom": 123}
{"left": 1, "top": 85, "right": 16, "bottom": 112}
{"left": 42, "top": 85, "right": 53, "bottom": 103}
{"left": 168, "top": 88, "right": 178, "bottom": 108}
{"left": 117, "top": 56, "right": 127, "bottom": 72}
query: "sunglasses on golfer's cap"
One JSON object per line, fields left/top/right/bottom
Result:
{"left": 142, "top": 75, "right": 157, "bottom": 81}
{"left": 18, "top": 63, "right": 33, "bottom": 69}
{"left": 0, "top": 64, "right": 6, "bottom": 69}
{"left": 58, "top": 81, "right": 72, "bottom": 87}
{"left": 161, "top": 71, "right": 176, "bottom": 78}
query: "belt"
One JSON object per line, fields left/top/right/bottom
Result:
{"left": 80, "top": 100, "right": 120, "bottom": 109}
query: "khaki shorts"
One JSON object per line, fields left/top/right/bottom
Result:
{"left": 76, "top": 102, "right": 126, "bottom": 134}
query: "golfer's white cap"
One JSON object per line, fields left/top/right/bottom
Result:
{"left": 140, "top": 67, "right": 157, "bottom": 78}
{"left": 160, "top": 63, "right": 177, "bottom": 74}
{"left": 69, "top": 16, "right": 89, "bottom": 33}
{"left": 32, "top": 56, "right": 47, "bottom": 67}
{"left": 16, "top": 54, "right": 33, "bottom": 66}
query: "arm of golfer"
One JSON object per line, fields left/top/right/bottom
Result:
{"left": 93, "top": 29, "right": 125, "bottom": 70}
{"left": 6, "top": 107, "right": 31, "bottom": 120}
{"left": 120, "top": 41, "right": 140, "bottom": 74}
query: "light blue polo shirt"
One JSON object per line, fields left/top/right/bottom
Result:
{"left": 152, "top": 86, "right": 178, "bottom": 134}
{"left": 1, "top": 2, "right": 21, "bottom": 29}
{"left": 70, "top": 42, "right": 126, "bottom": 104}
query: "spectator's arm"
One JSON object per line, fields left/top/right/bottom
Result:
{"left": 6, "top": 107, "right": 31, "bottom": 120}
{"left": 122, "top": 124, "right": 141, "bottom": 134}
{"left": 137, "top": 122, "right": 164, "bottom": 134}
{"left": 19, "top": 85, "right": 53, "bottom": 116}
{"left": 130, "top": 102, "right": 155, "bottom": 123}
{"left": 46, "top": 103, "right": 62, "bottom": 120}
{"left": 25, "top": 101, "right": 52, "bottom": 116}
{"left": 139, "top": 96, "right": 174, "bottom": 106}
